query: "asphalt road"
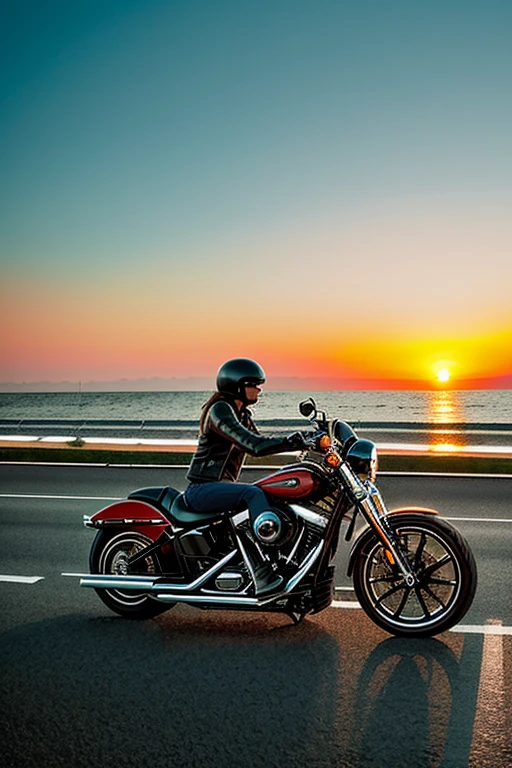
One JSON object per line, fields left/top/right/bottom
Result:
{"left": 1, "top": 464, "right": 511, "bottom": 768}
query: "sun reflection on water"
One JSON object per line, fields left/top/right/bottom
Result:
{"left": 428, "top": 390, "right": 465, "bottom": 425}
{"left": 428, "top": 390, "right": 466, "bottom": 452}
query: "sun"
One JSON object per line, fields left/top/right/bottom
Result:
{"left": 431, "top": 359, "right": 455, "bottom": 386}
{"left": 436, "top": 367, "right": 451, "bottom": 383}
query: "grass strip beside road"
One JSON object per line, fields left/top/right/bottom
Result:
{"left": 0, "top": 445, "right": 511, "bottom": 474}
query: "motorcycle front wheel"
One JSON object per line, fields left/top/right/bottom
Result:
{"left": 352, "top": 514, "right": 477, "bottom": 637}
{"left": 89, "top": 530, "right": 171, "bottom": 619}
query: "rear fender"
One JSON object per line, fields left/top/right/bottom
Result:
{"left": 346, "top": 507, "right": 439, "bottom": 577}
{"left": 83, "top": 499, "right": 170, "bottom": 540}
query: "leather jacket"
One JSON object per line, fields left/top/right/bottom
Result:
{"left": 186, "top": 397, "right": 295, "bottom": 483}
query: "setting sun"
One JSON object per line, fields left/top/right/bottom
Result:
{"left": 436, "top": 368, "right": 451, "bottom": 383}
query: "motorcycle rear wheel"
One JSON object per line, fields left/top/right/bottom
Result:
{"left": 352, "top": 514, "right": 477, "bottom": 637}
{"left": 90, "top": 530, "right": 172, "bottom": 619}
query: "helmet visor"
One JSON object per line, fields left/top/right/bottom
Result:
{"left": 242, "top": 378, "right": 265, "bottom": 387}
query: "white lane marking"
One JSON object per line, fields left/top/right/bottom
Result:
{"left": 335, "top": 586, "right": 355, "bottom": 591}
{"left": 380, "top": 472, "right": 512, "bottom": 479}
{"left": 2, "top": 495, "right": 512, "bottom": 524}
{"left": 5, "top": 576, "right": 508, "bottom": 638}
{"left": 378, "top": 442, "right": 512, "bottom": 456}
{"left": 469, "top": 620, "right": 507, "bottom": 766}
{"left": 0, "top": 462, "right": 113, "bottom": 467}
{"left": 1, "top": 460, "right": 512, "bottom": 479}
{"left": 329, "top": 602, "right": 512, "bottom": 634}
{"left": 61, "top": 573, "right": 87, "bottom": 577}
{"left": 450, "top": 624, "right": 512, "bottom": 635}
{"left": 445, "top": 517, "right": 512, "bottom": 523}
{"left": 332, "top": 600, "right": 362, "bottom": 609}
{"left": 2, "top": 431, "right": 512, "bottom": 457}
{"left": 0, "top": 574, "right": 44, "bottom": 584}
{"left": 0, "top": 493, "right": 122, "bottom": 500}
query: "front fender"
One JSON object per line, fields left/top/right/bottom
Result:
{"left": 387, "top": 506, "right": 439, "bottom": 518}
{"left": 346, "top": 507, "right": 439, "bottom": 577}
{"left": 84, "top": 499, "right": 169, "bottom": 540}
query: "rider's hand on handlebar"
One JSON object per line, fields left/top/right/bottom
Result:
{"left": 286, "top": 430, "right": 317, "bottom": 451}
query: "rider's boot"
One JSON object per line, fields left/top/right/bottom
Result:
{"left": 239, "top": 529, "right": 283, "bottom": 596}
{"left": 252, "top": 561, "right": 283, "bottom": 596}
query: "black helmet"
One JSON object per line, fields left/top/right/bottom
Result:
{"left": 216, "top": 358, "right": 266, "bottom": 400}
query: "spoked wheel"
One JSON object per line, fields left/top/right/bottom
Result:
{"left": 89, "top": 530, "right": 172, "bottom": 619}
{"left": 352, "top": 514, "right": 477, "bottom": 637}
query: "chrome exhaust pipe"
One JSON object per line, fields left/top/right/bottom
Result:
{"left": 80, "top": 574, "right": 201, "bottom": 592}
{"left": 80, "top": 575, "right": 263, "bottom": 606}
{"left": 80, "top": 543, "right": 324, "bottom": 602}
{"left": 81, "top": 550, "right": 238, "bottom": 592}
{"left": 155, "top": 594, "right": 260, "bottom": 605}
{"left": 80, "top": 575, "right": 156, "bottom": 590}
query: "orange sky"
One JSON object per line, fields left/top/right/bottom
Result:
{"left": 2, "top": 266, "right": 511, "bottom": 388}
{"left": 2, "top": 3, "right": 511, "bottom": 390}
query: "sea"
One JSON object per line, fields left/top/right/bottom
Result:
{"left": 1, "top": 390, "right": 511, "bottom": 451}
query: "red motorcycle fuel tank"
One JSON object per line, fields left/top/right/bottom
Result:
{"left": 254, "top": 465, "right": 320, "bottom": 500}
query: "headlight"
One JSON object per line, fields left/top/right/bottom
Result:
{"left": 333, "top": 420, "right": 358, "bottom": 454}
{"left": 345, "top": 439, "right": 378, "bottom": 483}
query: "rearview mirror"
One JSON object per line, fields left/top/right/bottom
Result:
{"left": 299, "top": 398, "right": 317, "bottom": 418}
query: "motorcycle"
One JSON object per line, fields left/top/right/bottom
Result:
{"left": 81, "top": 398, "right": 477, "bottom": 637}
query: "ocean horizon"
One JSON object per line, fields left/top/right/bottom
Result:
{"left": 0, "top": 388, "right": 510, "bottom": 432}
{"left": 2, "top": 373, "right": 512, "bottom": 393}
{"left": 1, "top": 390, "right": 511, "bottom": 457}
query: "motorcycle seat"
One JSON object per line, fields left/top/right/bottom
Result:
{"left": 128, "top": 486, "right": 179, "bottom": 520}
{"left": 170, "top": 492, "right": 223, "bottom": 526}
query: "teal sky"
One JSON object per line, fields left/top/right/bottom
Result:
{"left": 1, "top": 0, "right": 511, "bottom": 386}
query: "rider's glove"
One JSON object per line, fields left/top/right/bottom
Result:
{"left": 286, "top": 431, "right": 317, "bottom": 451}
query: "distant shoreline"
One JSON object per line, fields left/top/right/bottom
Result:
{"left": 2, "top": 419, "right": 511, "bottom": 450}
{"left": 0, "top": 440, "right": 510, "bottom": 475}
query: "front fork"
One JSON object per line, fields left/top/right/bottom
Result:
{"left": 338, "top": 465, "right": 416, "bottom": 587}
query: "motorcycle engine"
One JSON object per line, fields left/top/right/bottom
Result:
{"left": 178, "top": 527, "right": 215, "bottom": 557}
{"left": 215, "top": 571, "right": 245, "bottom": 591}
{"left": 252, "top": 506, "right": 295, "bottom": 546}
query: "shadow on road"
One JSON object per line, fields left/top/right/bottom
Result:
{"left": 1, "top": 607, "right": 340, "bottom": 767}
{"left": 0, "top": 605, "right": 490, "bottom": 768}
{"left": 352, "top": 636, "right": 483, "bottom": 768}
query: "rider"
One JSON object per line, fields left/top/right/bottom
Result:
{"left": 185, "top": 358, "right": 312, "bottom": 595}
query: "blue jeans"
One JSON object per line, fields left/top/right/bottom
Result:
{"left": 184, "top": 481, "right": 270, "bottom": 524}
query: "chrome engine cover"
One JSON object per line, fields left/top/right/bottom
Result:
{"left": 215, "top": 571, "right": 244, "bottom": 591}
{"left": 253, "top": 511, "right": 282, "bottom": 544}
